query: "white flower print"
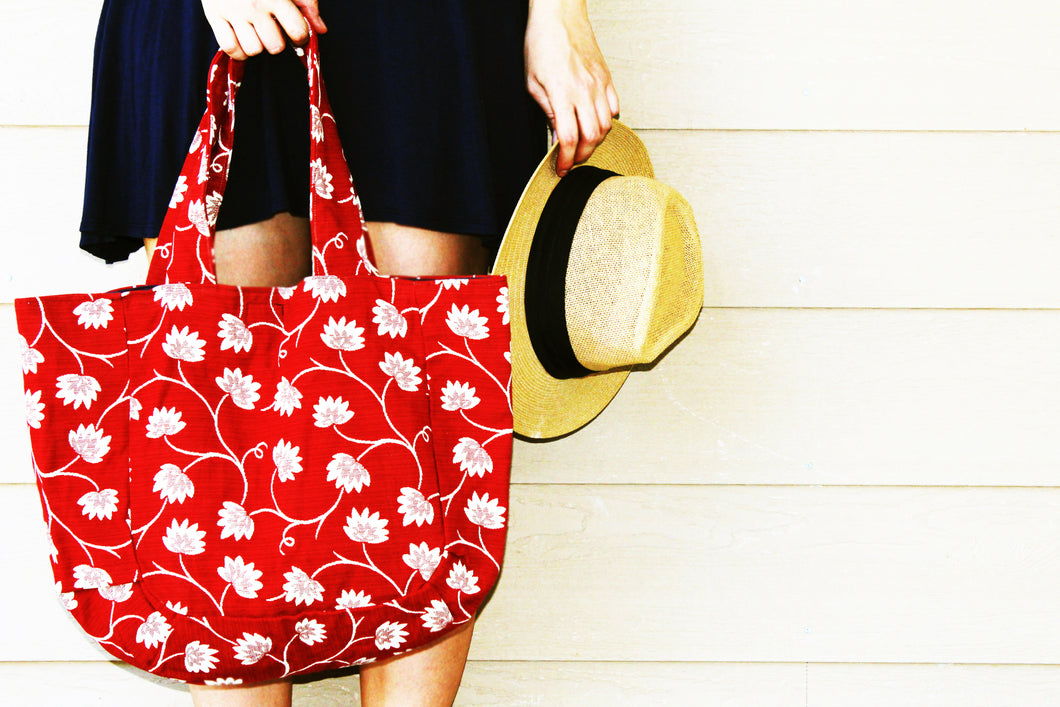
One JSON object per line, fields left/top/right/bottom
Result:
{"left": 282, "top": 567, "right": 324, "bottom": 606}
{"left": 313, "top": 396, "right": 354, "bottom": 428}
{"left": 440, "top": 381, "right": 479, "bottom": 412}
{"left": 310, "top": 104, "right": 325, "bottom": 142}
{"left": 446, "top": 562, "right": 480, "bottom": 595}
{"left": 295, "top": 618, "right": 327, "bottom": 646}
{"left": 205, "top": 192, "right": 222, "bottom": 227}
{"left": 98, "top": 582, "right": 133, "bottom": 602}
{"left": 303, "top": 275, "right": 347, "bottom": 303}
{"left": 189, "top": 127, "right": 203, "bottom": 155}
{"left": 270, "top": 377, "right": 303, "bottom": 416}
{"left": 55, "top": 582, "right": 77, "bottom": 611}
{"left": 379, "top": 352, "right": 422, "bottom": 392}
{"left": 445, "top": 304, "right": 489, "bottom": 340}
{"left": 205, "top": 678, "right": 243, "bottom": 686}
{"left": 167, "top": 600, "right": 189, "bottom": 615}
{"left": 163, "top": 325, "right": 206, "bottom": 362}
{"left": 77, "top": 489, "right": 118, "bottom": 521}
{"left": 276, "top": 286, "right": 296, "bottom": 300}
{"left": 497, "top": 286, "right": 510, "bottom": 325}
{"left": 56, "top": 374, "right": 101, "bottom": 410}
{"left": 273, "top": 440, "right": 303, "bottom": 482}
{"left": 25, "top": 390, "right": 44, "bottom": 429}
{"left": 163, "top": 519, "right": 207, "bottom": 555}
{"left": 72, "top": 564, "right": 112, "bottom": 590}
{"left": 453, "top": 438, "right": 493, "bottom": 477}
{"left": 145, "top": 406, "right": 186, "bottom": 438}
{"left": 421, "top": 600, "right": 453, "bottom": 633}
{"left": 440, "top": 279, "right": 468, "bottom": 290}
{"left": 184, "top": 641, "right": 219, "bottom": 674}
{"left": 218, "top": 313, "right": 253, "bottom": 353}
{"left": 396, "top": 487, "right": 435, "bottom": 527}
{"left": 402, "top": 542, "right": 442, "bottom": 581}
{"left": 356, "top": 236, "right": 378, "bottom": 275}
{"left": 335, "top": 589, "right": 373, "bottom": 610}
{"left": 188, "top": 199, "right": 210, "bottom": 237}
{"left": 464, "top": 491, "right": 506, "bottom": 530}
{"left": 218, "top": 556, "right": 264, "bottom": 599}
{"left": 73, "top": 298, "right": 114, "bottom": 329}
{"left": 169, "top": 175, "right": 188, "bottom": 209}
{"left": 372, "top": 299, "right": 408, "bottom": 338}
{"left": 154, "top": 464, "right": 194, "bottom": 504}
{"left": 129, "top": 397, "right": 142, "bottom": 420}
{"left": 136, "top": 612, "right": 173, "bottom": 649}
{"left": 215, "top": 367, "right": 261, "bottom": 410}
{"left": 311, "top": 158, "right": 334, "bottom": 198}
{"left": 321, "top": 316, "right": 365, "bottom": 351}
{"left": 19, "top": 335, "right": 44, "bottom": 374}
{"left": 197, "top": 148, "right": 210, "bottom": 184}
{"left": 218, "top": 501, "right": 255, "bottom": 541}
{"left": 233, "top": 633, "right": 273, "bottom": 665}
{"left": 69, "top": 424, "right": 111, "bottom": 464}
{"left": 344, "top": 508, "right": 389, "bottom": 544}
{"left": 154, "top": 283, "right": 193, "bottom": 311}
{"left": 327, "top": 453, "right": 370, "bottom": 493}
{"left": 374, "top": 622, "right": 408, "bottom": 651}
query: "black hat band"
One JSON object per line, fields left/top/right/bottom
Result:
{"left": 524, "top": 165, "right": 619, "bottom": 380}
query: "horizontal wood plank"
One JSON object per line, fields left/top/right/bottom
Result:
{"left": 8, "top": 483, "right": 1060, "bottom": 664}
{"left": 8, "top": 1, "right": 1060, "bottom": 130}
{"left": 8, "top": 660, "right": 1060, "bottom": 705}
{"left": 6, "top": 128, "right": 1060, "bottom": 308}
{"left": 4, "top": 306, "right": 1058, "bottom": 487}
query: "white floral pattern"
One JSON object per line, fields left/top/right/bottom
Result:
{"left": 77, "top": 489, "right": 118, "bottom": 521}
{"left": 73, "top": 299, "right": 114, "bottom": 329}
{"left": 163, "top": 326, "right": 206, "bottom": 362}
{"left": 313, "top": 396, "right": 354, "bottom": 428}
{"left": 374, "top": 622, "right": 408, "bottom": 651}
{"left": 218, "top": 314, "right": 253, "bottom": 353}
{"left": 321, "top": 316, "right": 365, "bottom": 351}
{"left": 446, "top": 562, "right": 480, "bottom": 595}
{"left": 169, "top": 175, "right": 188, "bottom": 209}
{"left": 311, "top": 158, "right": 334, "bottom": 198}
{"left": 185, "top": 641, "right": 219, "bottom": 673}
{"left": 146, "top": 407, "right": 186, "bottom": 438}
{"left": 154, "top": 464, "right": 195, "bottom": 504}
{"left": 233, "top": 633, "right": 273, "bottom": 665}
{"left": 303, "top": 275, "right": 346, "bottom": 302}
{"left": 372, "top": 299, "right": 408, "bottom": 338}
{"left": 283, "top": 567, "right": 324, "bottom": 606}
{"left": 402, "top": 542, "right": 441, "bottom": 581}
{"left": 379, "top": 352, "right": 422, "bottom": 392}
{"left": 218, "top": 502, "right": 255, "bottom": 541}
{"left": 440, "top": 381, "right": 479, "bottom": 411}
{"left": 98, "top": 582, "right": 134, "bottom": 602}
{"left": 25, "top": 389, "right": 44, "bottom": 429}
{"left": 215, "top": 368, "right": 261, "bottom": 410}
{"left": 163, "top": 519, "right": 207, "bottom": 555}
{"left": 136, "top": 612, "right": 173, "bottom": 649}
{"left": 56, "top": 374, "right": 101, "bottom": 410}
{"left": 154, "top": 284, "right": 194, "bottom": 311}
{"left": 72, "top": 564, "right": 112, "bottom": 590}
{"left": 397, "top": 487, "right": 435, "bottom": 527}
{"left": 218, "top": 556, "right": 264, "bottom": 599}
{"left": 464, "top": 492, "right": 506, "bottom": 530}
{"left": 19, "top": 335, "right": 44, "bottom": 374}
{"left": 273, "top": 440, "right": 303, "bottom": 482}
{"left": 496, "top": 287, "right": 510, "bottom": 326}
{"left": 344, "top": 508, "right": 389, "bottom": 544}
{"left": 269, "top": 377, "right": 303, "bottom": 415}
{"left": 68, "top": 424, "right": 111, "bottom": 464}
{"left": 335, "top": 589, "right": 373, "bottom": 610}
{"left": 453, "top": 438, "right": 493, "bottom": 477}
{"left": 295, "top": 618, "right": 327, "bottom": 645}
{"left": 327, "top": 453, "right": 370, "bottom": 493}
{"left": 445, "top": 304, "right": 489, "bottom": 340}
{"left": 421, "top": 599, "right": 452, "bottom": 633}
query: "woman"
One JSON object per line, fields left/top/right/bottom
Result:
{"left": 80, "top": 0, "right": 617, "bottom": 704}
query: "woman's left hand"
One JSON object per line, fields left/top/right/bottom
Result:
{"left": 525, "top": 0, "right": 620, "bottom": 177}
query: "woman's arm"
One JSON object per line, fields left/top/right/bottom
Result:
{"left": 525, "top": 0, "right": 620, "bottom": 176}
{"left": 200, "top": 0, "right": 327, "bottom": 61}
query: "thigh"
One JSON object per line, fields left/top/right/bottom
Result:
{"left": 365, "top": 222, "right": 491, "bottom": 277}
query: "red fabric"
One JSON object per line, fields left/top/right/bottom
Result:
{"left": 15, "top": 35, "right": 512, "bottom": 684}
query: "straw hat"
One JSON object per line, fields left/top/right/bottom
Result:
{"left": 493, "top": 121, "right": 703, "bottom": 439}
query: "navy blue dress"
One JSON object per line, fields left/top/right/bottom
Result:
{"left": 80, "top": 1, "right": 548, "bottom": 263}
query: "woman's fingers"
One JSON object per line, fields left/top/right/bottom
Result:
{"left": 201, "top": 0, "right": 326, "bottom": 59}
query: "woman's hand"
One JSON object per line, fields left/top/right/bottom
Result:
{"left": 200, "top": 0, "right": 327, "bottom": 61}
{"left": 525, "top": 0, "right": 620, "bottom": 176}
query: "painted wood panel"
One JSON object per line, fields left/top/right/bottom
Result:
{"left": 4, "top": 306, "right": 1056, "bottom": 487}
{"left": 10, "top": 660, "right": 1060, "bottom": 706}
{"left": 7, "top": 483, "right": 1060, "bottom": 665}
{"left": 7, "top": 1, "right": 1060, "bottom": 131}
{"left": 5, "top": 127, "right": 1060, "bottom": 308}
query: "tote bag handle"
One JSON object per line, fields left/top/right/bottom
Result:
{"left": 146, "top": 31, "right": 376, "bottom": 286}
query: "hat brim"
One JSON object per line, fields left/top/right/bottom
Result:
{"left": 493, "top": 121, "right": 654, "bottom": 439}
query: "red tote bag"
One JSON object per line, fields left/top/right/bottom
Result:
{"left": 15, "top": 35, "right": 512, "bottom": 684}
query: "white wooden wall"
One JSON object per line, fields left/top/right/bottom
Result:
{"left": 3, "top": 1, "right": 1060, "bottom": 704}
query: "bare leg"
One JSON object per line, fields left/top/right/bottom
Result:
{"left": 189, "top": 680, "right": 292, "bottom": 707}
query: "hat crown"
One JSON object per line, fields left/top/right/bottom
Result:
{"left": 565, "top": 176, "right": 703, "bottom": 371}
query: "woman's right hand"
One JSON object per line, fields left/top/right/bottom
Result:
{"left": 200, "top": 0, "right": 327, "bottom": 61}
